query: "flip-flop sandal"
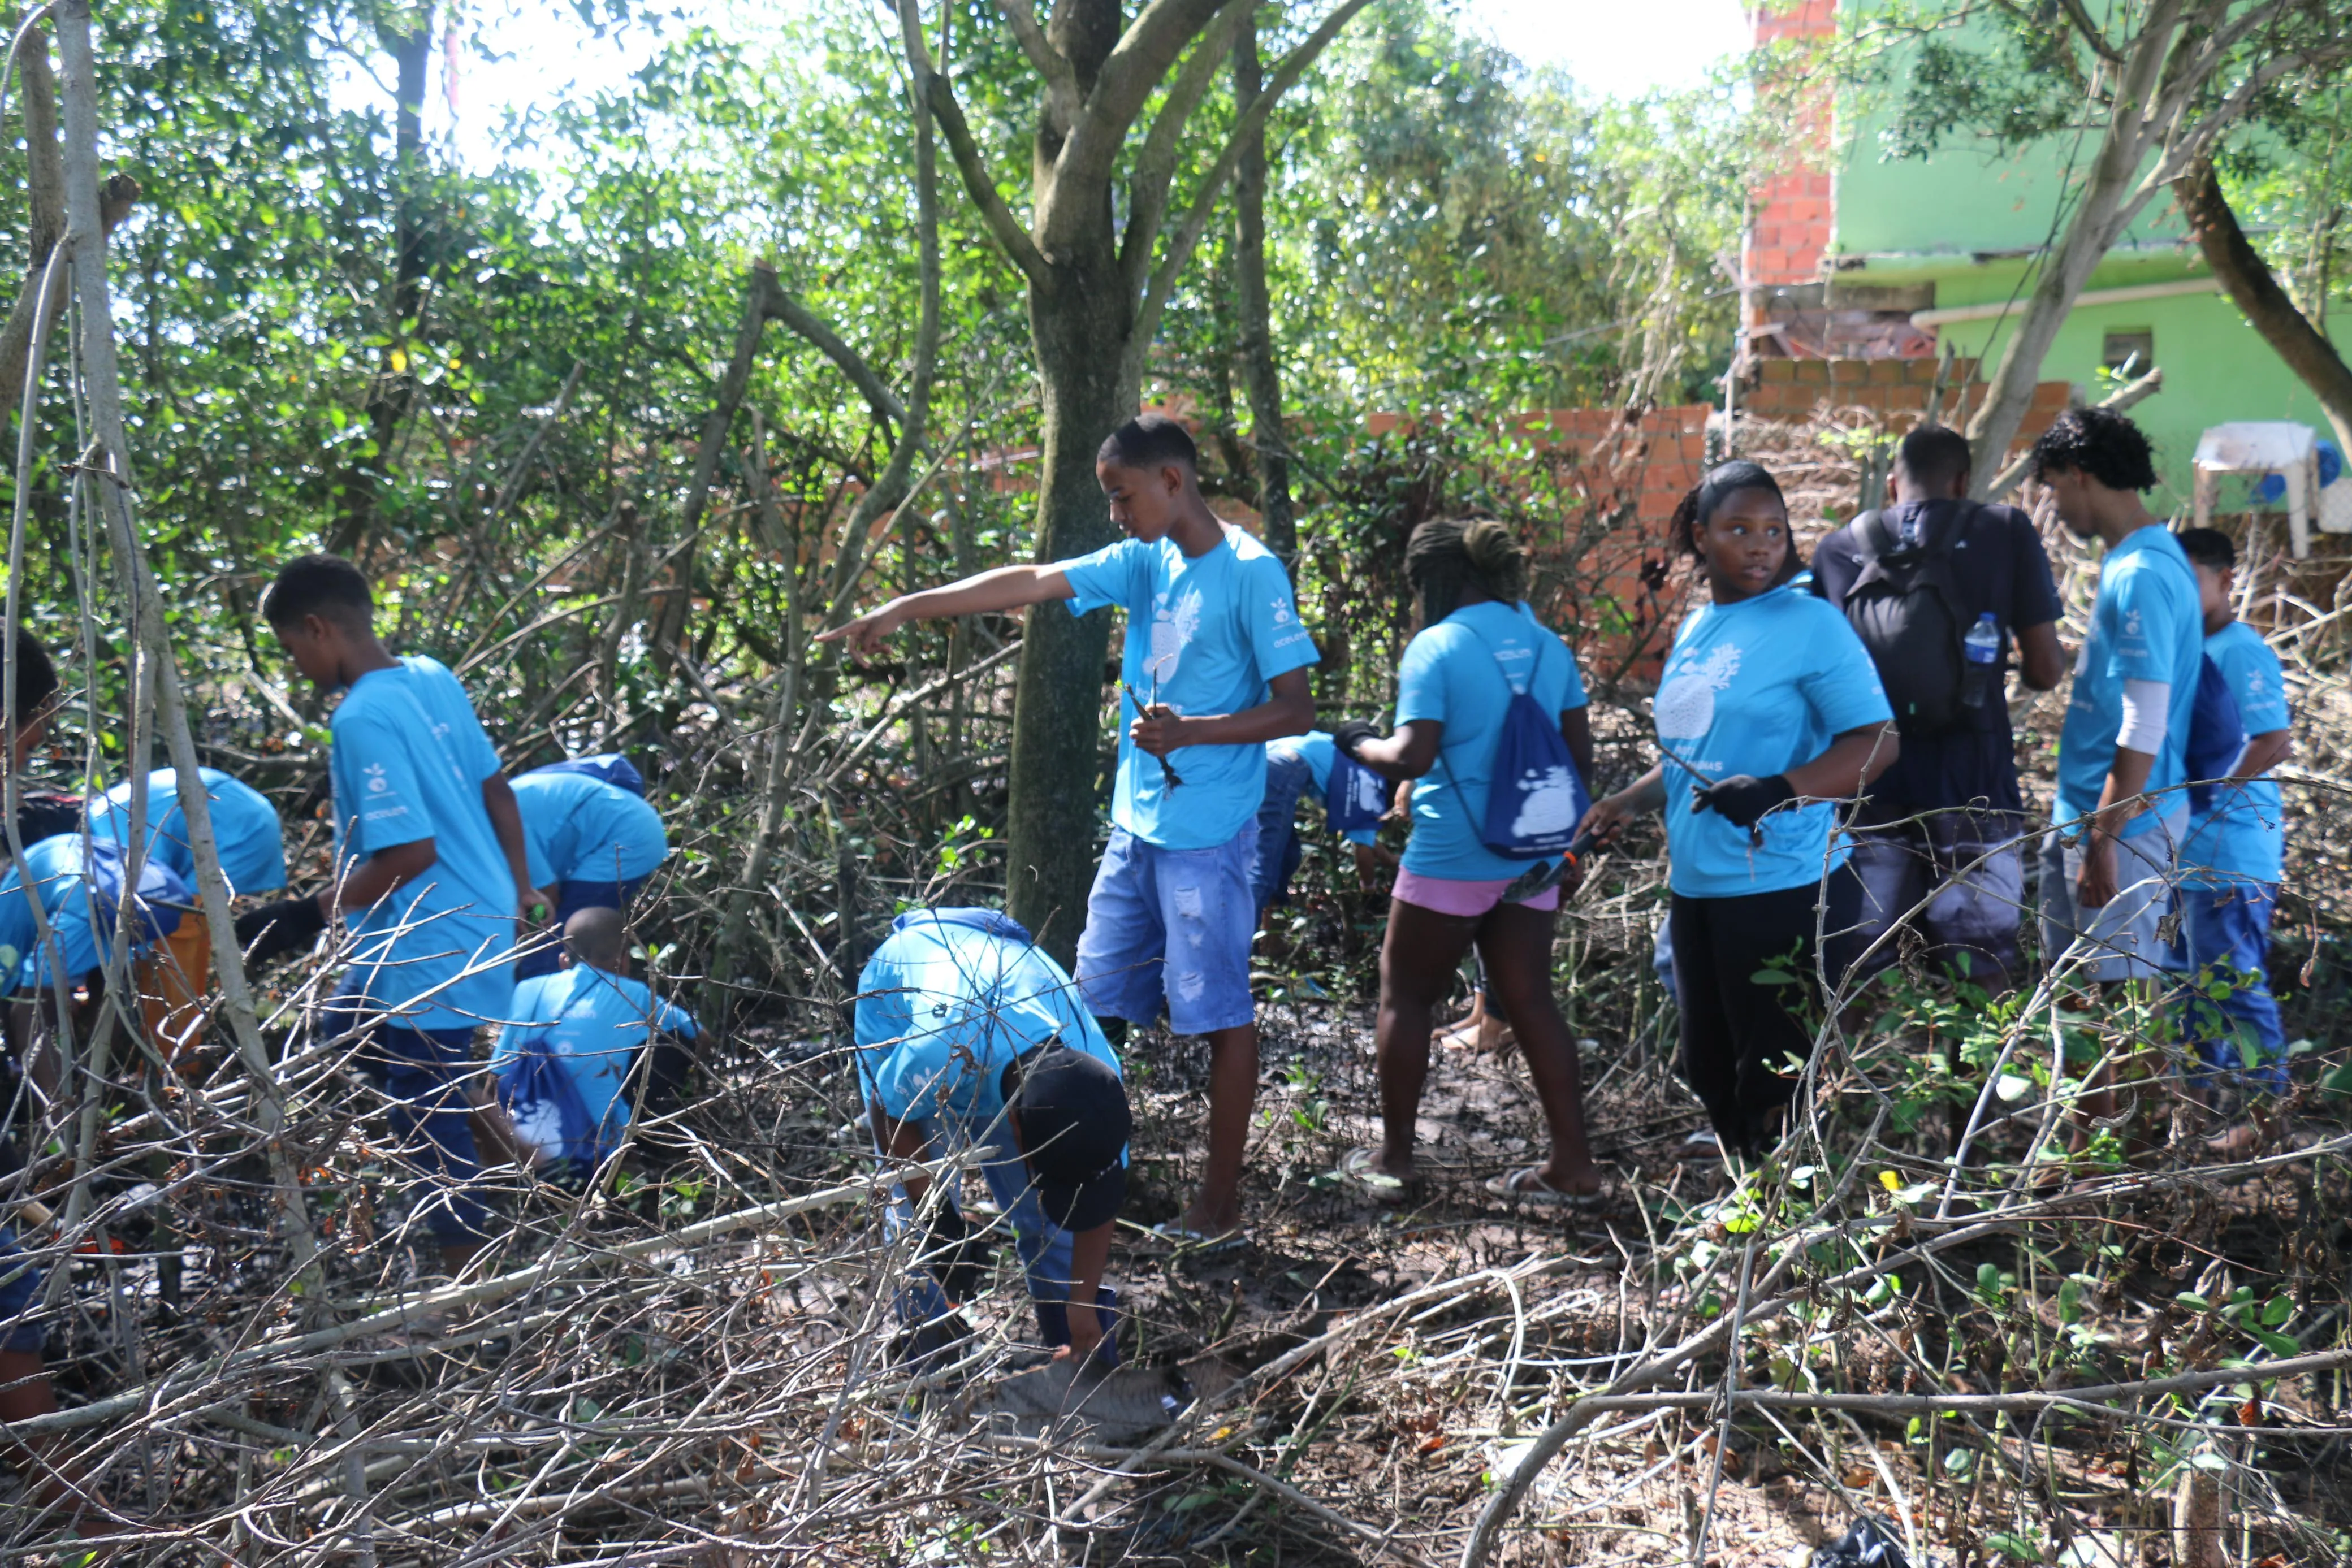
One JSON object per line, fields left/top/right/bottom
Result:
{"left": 1337, "top": 1146, "right": 1412, "bottom": 1203}
{"left": 1148, "top": 1220, "right": 1250, "bottom": 1257}
{"left": 1484, "top": 1167, "right": 1606, "bottom": 1209}
{"left": 1675, "top": 1129, "right": 1723, "bottom": 1162}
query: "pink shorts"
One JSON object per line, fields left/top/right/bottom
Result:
{"left": 1392, "top": 868, "right": 1561, "bottom": 919}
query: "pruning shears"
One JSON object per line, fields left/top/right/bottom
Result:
{"left": 1118, "top": 675, "right": 1186, "bottom": 790}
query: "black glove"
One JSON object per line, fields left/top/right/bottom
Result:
{"left": 234, "top": 894, "right": 327, "bottom": 969}
{"left": 1328, "top": 718, "right": 1383, "bottom": 761}
{"left": 922, "top": 1194, "right": 992, "bottom": 1306}
{"left": 1690, "top": 773, "right": 1796, "bottom": 830}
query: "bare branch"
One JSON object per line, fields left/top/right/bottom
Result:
{"left": 1122, "top": 0, "right": 1377, "bottom": 389}
{"left": 1039, "top": 0, "right": 1230, "bottom": 250}
{"left": 768, "top": 285, "right": 911, "bottom": 435}
{"left": 2053, "top": 0, "right": 2125, "bottom": 64}
{"left": 1117, "top": 0, "right": 1252, "bottom": 302}
{"left": 992, "top": 0, "right": 1073, "bottom": 98}
{"left": 923, "top": 72, "right": 1050, "bottom": 283}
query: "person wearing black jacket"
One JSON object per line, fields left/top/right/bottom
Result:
{"left": 1810, "top": 425, "right": 2066, "bottom": 994}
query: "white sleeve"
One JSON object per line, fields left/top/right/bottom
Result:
{"left": 2117, "top": 678, "right": 2170, "bottom": 753}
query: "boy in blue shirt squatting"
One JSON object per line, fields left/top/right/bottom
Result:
{"left": 494, "top": 907, "right": 699, "bottom": 1178}
{"left": 239, "top": 555, "right": 540, "bottom": 1276}
{"left": 824, "top": 416, "right": 1315, "bottom": 1248}
{"left": 2172, "top": 529, "right": 2294, "bottom": 1100}
{"left": 509, "top": 766, "right": 669, "bottom": 978}
{"left": 856, "top": 908, "right": 1131, "bottom": 1366}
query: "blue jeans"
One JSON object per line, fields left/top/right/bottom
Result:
{"left": 2170, "top": 880, "right": 2288, "bottom": 1095}
{"left": 881, "top": 1123, "right": 1119, "bottom": 1367}
{"left": 327, "top": 996, "right": 492, "bottom": 1245}
{"left": 1076, "top": 825, "right": 1258, "bottom": 1036}
{"left": 0, "top": 1224, "right": 44, "bottom": 1354}
{"left": 1251, "top": 744, "right": 1315, "bottom": 910}
{"left": 517, "top": 876, "right": 650, "bottom": 979}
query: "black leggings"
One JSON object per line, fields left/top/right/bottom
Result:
{"left": 1670, "top": 864, "right": 1864, "bottom": 1156}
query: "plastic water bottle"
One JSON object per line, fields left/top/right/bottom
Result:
{"left": 1961, "top": 612, "right": 2001, "bottom": 708}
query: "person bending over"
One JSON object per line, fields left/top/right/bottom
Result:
{"left": 509, "top": 765, "right": 668, "bottom": 979}
{"left": 856, "top": 907, "right": 1130, "bottom": 1367}
{"left": 1339, "top": 520, "right": 1603, "bottom": 1204}
{"left": 1252, "top": 730, "right": 1393, "bottom": 929}
{"left": 1580, "top": 462, "right": 1899, "bottom": 1159}
{"left": 824, "top": 415, "right": 1315, "bottom": 1251}
{"left": 241, "top": 555, "right": 537, "bottom": 1277}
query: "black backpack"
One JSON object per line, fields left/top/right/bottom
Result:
{"left": 1835, "top": 504, "right": 1978, "bottom": 739}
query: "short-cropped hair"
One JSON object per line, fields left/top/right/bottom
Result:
{"left": 262, "top": 554, "right": 375, "bottom": 631}
{"left": 1896, "top": 424, "right": 1974, "bottom": 493}
{"left": 2176, "top": 526, "right": 2237, "bottom": 571}
{"left": 1097, "top": 413, "right": 1199, "bottom": 473}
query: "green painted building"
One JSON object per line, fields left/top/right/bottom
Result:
{"left": 1745, "top": 0, "right": 2342, "bottom": 507}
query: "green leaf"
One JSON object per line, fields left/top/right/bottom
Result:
{"left": 2262, "top": 1294, "right": 2293, "bottom": 1327}
{"left": 1748, "top": 969, "right": 1799, "bottom": 986}
{"left": 1976, "top": 1262, "right": 2004, "bottom": 1301}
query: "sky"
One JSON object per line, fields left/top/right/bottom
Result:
{"left": 383, "top": 0, "right": 1756, "bottom": 173}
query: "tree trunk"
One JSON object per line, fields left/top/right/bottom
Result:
{"left": 1230, "top": 17, "right": 1295, "bottom": 562}
{"left": 2178, "top": 155, "right": 2352, "bottom": 455}
{"left": 1965, "top": 3, "right": 2182, "bottom": 495}
{"left": 1005, "top": 267, "right": 1131, "bottom": 960}
{"left": 331, "top": 3, "right": 436, "bottom": 557}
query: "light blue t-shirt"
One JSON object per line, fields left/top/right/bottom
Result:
{"left": 1394, "top": 601, "right": 1590, "bottom": 881}
{"left": 1269, "top": 732, "right": 1380, "bottom": 848}
{"left": 512, "top": 769, "right": 669, "bottom": 889}
{"left": 855, "top": 913, "right": 1121, "bottom": 1147}
{"left": 1058, "top": 525, "right": 1319, "bottom": 850}
{"left": 0, "top": 835, "right": 192, "bottom": 988}
{"left": 494, "top": 965, "right": 698, "bottom": 1157}
{"left": 86, "top": 768, "right": 287, "bottom": 896}
{"left": 1655, "top": 584, "right": 1893, "bottom": 898}
{"left": 2180, "top": 620, "right": 2289, "bottom": 888}
{"left": 2056, "top": 525, "right": 2203, "bottom": 836}
{"left": 330, "top": 656, "right": 518, "bottom": 1030}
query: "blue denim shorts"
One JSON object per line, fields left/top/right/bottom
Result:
{"left": 1076, "top": 825, "right": 1258, "bottom": 1036}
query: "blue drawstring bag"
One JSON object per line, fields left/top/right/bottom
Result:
{"left": 526, "top": 753, "right": 646, "bottom": 798}
{"left": 2185, "top": 653, "right": 2246, "bottom": 815}
{"left": 1322, "top": 752, "right": 1388, "bottom": 836}
{"left": 1442, "top": 613, "right": 1591, "bottom": 860}
{"left": 83, "top": 843, "right": 188, "bottom": 944}
{"left": 498, "top": 1033, "right": 609, "bottom": 1177}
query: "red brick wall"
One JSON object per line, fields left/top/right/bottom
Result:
{"left": 1744, "top": 356, "right": 2075, "bottom": 444}
{"left": 1512, "top": 406, "right": 1715, "bottom": 687}
{"left": 1744, "top": 0, "right": 1839, "bottom": 292}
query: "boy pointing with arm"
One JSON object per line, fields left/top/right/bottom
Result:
{"left": 825, "top": 415, "right": 1315, "bottom": 1248}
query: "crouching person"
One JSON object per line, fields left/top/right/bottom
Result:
{"left": 491, "top": 908, "right": 698, "bottom": 1181}
{"left": 855, "top": 907, "right": 1130, "bottom": 1369}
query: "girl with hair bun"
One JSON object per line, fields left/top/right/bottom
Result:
{"left": 1336, "top": 519, "right": 1605, "bottom": 1205}
{"left": 1579, "top": 462, "right": 1899, "bottom": 1158}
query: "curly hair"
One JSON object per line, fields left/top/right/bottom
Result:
{"left": 1405, "top": 519, "right": 1526, "bottom": 626}
{"left": 2028, "top": 406, "right": 2158, "bottom": 492}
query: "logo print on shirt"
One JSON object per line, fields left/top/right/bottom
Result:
{"left": 364, "top": 763, "right": 390, "bottom": 794}
{"left": 1144, "top": 584, "right": 1204, "bottom": 690}
{"left": 1510, "top": 766, "right": 1582, "bottom": 838}
{"left": 2122, "top": 609, "right": 2143, "bottom": 639}
{"left": 1654, "top": 644, "right": 1742, "bottom": 742}
{"left": 1271, "top": 596, "right": 1294, "bottom": 626}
